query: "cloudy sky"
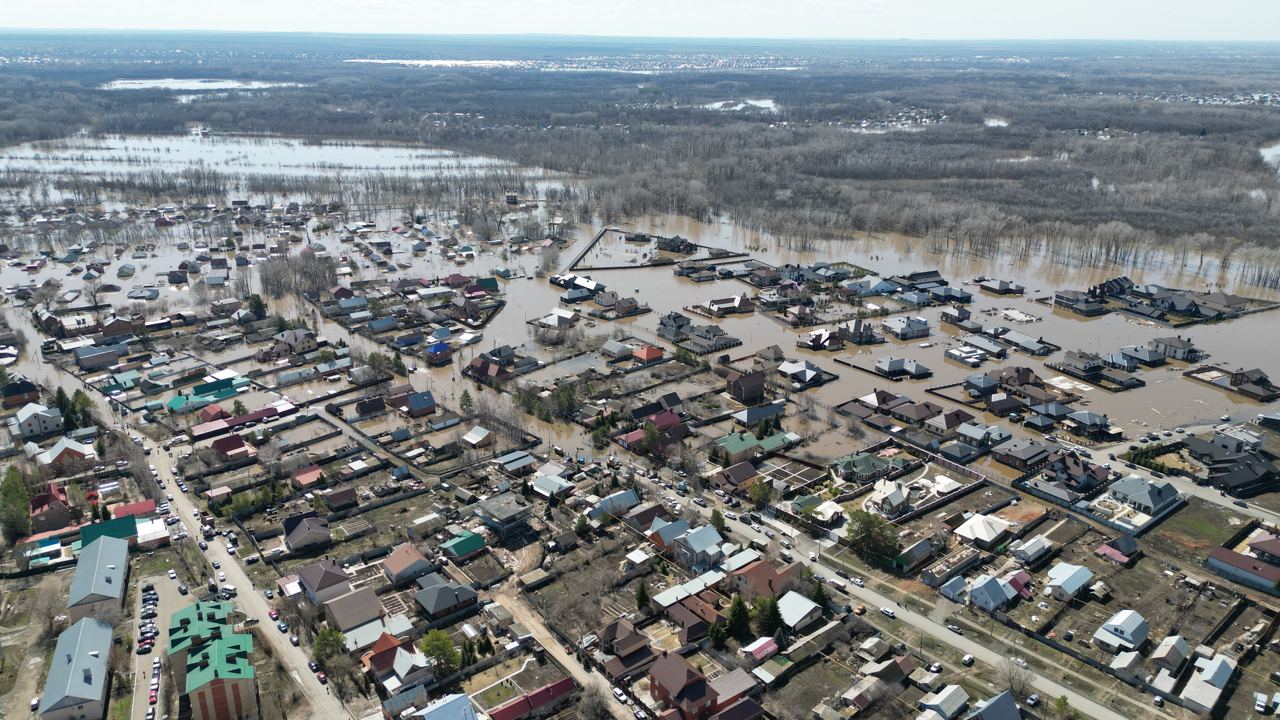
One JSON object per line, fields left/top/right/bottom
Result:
{"left": 5, "top": 0, "right": 1279, "bottom": 41}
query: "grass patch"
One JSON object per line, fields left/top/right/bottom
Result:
{"left": 474, "top": 681, "right": 519, "bottom": 709}
{"left": 0, "top": 647, "right": 22, "bottom": 696}
{"left": 107, "top": 692, "right": 133, "bottom": 720}
{"left": 1149, "top": 498, "right": 1248, "bottom": 559}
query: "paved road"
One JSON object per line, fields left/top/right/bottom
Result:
{"left": 147, "top": 441, "right": 353, "bottom": 720}
{"left": 662, "top": 487, "right": 1144, "bottom": 720}
{"left": 3, "top": 310, "right": 349, "bottom": 720}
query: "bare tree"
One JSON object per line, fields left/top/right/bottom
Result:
{"left": 32, "top": 588, "right": 63, "bottom": 640}
{"left": 1000, "top": 657, "right": 1033, "bottom": 698}
{"left": 82, "top": 277, "right": 105, "bottom": 319}
{"left": 578, "top": 685, "right": 611, "bottom": 720}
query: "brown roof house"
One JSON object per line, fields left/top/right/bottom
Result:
{"left": 382, "top": 543, "right": 432, "bottom": 585}
{"left": 297, "top": 558, "right": 351, "bottom": 605}
{"left": 324, "top": 587, "right": 385, "bottom": 632}
{"left": 649, "top": 653, "right": 719, "bottom": 720}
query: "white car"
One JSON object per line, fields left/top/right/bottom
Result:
{"left": 218, "top": 572, "right": 226, "bottom": 582}
{"left": 612, "top": 687, "right": 628, "bottom": 704}
{"left": 167, "top": 569, "right": 177, "bottom": 579}
{"left": 880, "top": 607, "right": 896, "bottom": 619}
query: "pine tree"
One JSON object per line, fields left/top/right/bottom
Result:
{"left": 753, "top": 595, "right": 783, "bottom": 636}
{"left": 636, "top": 581, "right": 650, "bottom": 611}
{"left": 726, "top": 595, "right": 751, "bottom": 638}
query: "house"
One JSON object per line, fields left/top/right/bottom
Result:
{"left": 36, "top": 436, "right": 97, "bottom": 471}
{"left": 12, "top": 403, "right": 63, "bottom": 439}
{"left": 990, "top": 437, "right": 1051, "bottom": 471}
{"left": 68, "top": 536, "right": 130, "bottom": 622}
{"left": 882, "top": 315, "right": 930, "bottom": 340}
{"left": 1038, "top": 450, "right": 1109, "bottom": 496}
{"left": 1150, "top": 635, "right": 1191, "bottom": 672}
{"left": 414, "top": 573, "right": 478, "bottom": 622}
{"left": 829, "top": 451, "right": 911, "bottom": 484}
{"left": 475, "top": 493, "right": 531, "bottom": 539}
{"left": 297, "top": 559, "right": 351, "bottom": 605}
{"left": 440, "top": 530, "right": 486, "bottom": 561}
{"left": 868, "top": 479, "right": 909, "bottom": 517}
{"left": 284, "top": 515, "right": 330, "bottom": 552}
{"left": 1180, "top": 654, "right": 1235, "bottom": 715}
{"left": 38, "top": 618, "right": 113, "bottom": 720}
{"left": 674, "top": 525, "right": 724, "bottom": 572}
{"left": 953, "top": 514, "right": 1011, "bottom": 550}
{"left": 367, "top": 633, "right": 434, "bottom": 698}
{"left": 1151, "top": 336, "right": 1201, "bottom": 362}
{"left": 968, "top": 575, "right": 1017, "bottom": 612}
{"left": 29, "top": 481, "right": 73, "bottom": 534}
{"left": 874, "top": 356, "right": 932, "bottom": 380}
{"left": 599, "top": 618, "right": 657, "bottom": 680}
{"left": 1092, "top": 609, "right": 1149, "bottom": 653}
{"left": 727, "top": 560, "right": 801, "bottom": 602}
{"left": 963, "top": 691, "right": 1020, "bottom": 720}
{"left": 710, "top": 462, "right": 758, "bottom": 494}
{"left": 919, "top": 684, "right": 969, "bottom": 720}
{"left": 273, "top": 329, "right": 318, "bottom": 354}
{"left": 1107, "top": 475, "right": 1179, "bottom": 515}
{"left": 649, "top": 653, "right": 718, "bottom": 720}
{"left": 383, "top": 543, "right": 432, "bottom": 585}
{"left": 778, "top": 591, "right": 823, "bottom": 631}
{"left": 2, "top": 377, "right": 40, "bottom": 408}
{"left": 1046, "top": 562, "right": 1093, "bottom": 601}
{"left": 324, "top": 587, "right": 384, "bottom": 632}
{"left": 725, "top": 370, "right": 766, "bottom": 406}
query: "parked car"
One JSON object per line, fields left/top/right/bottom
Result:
{"left": 880, "top": 607, "right": 896, "bottom": 619}
{"left": 612, "top": 687, "right": 629, "bottom": 704}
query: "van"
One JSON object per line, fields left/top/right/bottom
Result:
{"left": 829, "top": 578, "right": 848, "bottom": 592}
{"left": 221, "top": 584, "right": 237, "bottom": 596}
{"left": 781, "top": 550, "right": 793, "bottom": 562}
{"left": 750, "top": 538, "right": 768, "bottom": 552}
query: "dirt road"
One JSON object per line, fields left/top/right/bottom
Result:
{"left": 493, "top": 584, "right": 632, "bottom": 720}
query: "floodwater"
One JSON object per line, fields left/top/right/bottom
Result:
{"left": 99, "top": 79, "right": 307, "bottom": 91}
{"left": 1263, "top": 140, "right": 1280, "bottom": 168}
{"left": 1, "top": 133, "right": 1278, "bottom": 462}
{"left": 0, "top": 134, "right": 516, "bottom": 181}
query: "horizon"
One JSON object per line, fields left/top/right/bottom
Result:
{"left": 3, "top": 0, "right": 1279, "bottom": 43}
{"left": 4, "top": 28, "right": 1280, "bottom": 45}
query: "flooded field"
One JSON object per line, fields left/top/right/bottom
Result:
{"left": 0, "top": 133, "right": 569, "bottom": 206}
{"left": 99, "top": 78, "right": 307, "bottom": 91}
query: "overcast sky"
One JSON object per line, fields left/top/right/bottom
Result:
{"left": 5, "top": 0, "right": 1280, "bottom": 41}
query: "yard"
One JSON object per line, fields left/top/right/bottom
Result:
{"left": 526, "top": 535, "right": 660, "bottom": 640}
{"left": 1148, "top": 498, "right": 1251, "bottom": 563}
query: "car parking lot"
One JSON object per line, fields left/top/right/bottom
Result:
{"left": 130, "top": 572, "right": 186, "bottom": 720}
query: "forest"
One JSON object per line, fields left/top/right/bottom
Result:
{"left": 2, "top": 32, "right": 1280, "bottom": 271}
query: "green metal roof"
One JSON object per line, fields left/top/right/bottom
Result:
{"left": 184, "top": 633, "right": 254, "bottom": 694}
{"left": 80, "top": 516, "right": 137, "bottom": 545}
{"left": 441, "top": 530, "right": 484, "bottom": 557}
{"left": 168, "top": 602, "right": 234, "bottom": 655}
{"left": 716, "top": 431, "right": 758, "bottom": 455}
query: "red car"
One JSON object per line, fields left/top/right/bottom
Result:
{"left": 149, "top": 692, "right": 158, "bottom": 706}
{"left": 316, "top": 672, "right": 328, "bottom": 684}
{"left": 268, "top": 609, "right": 280, "bottom": 620}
